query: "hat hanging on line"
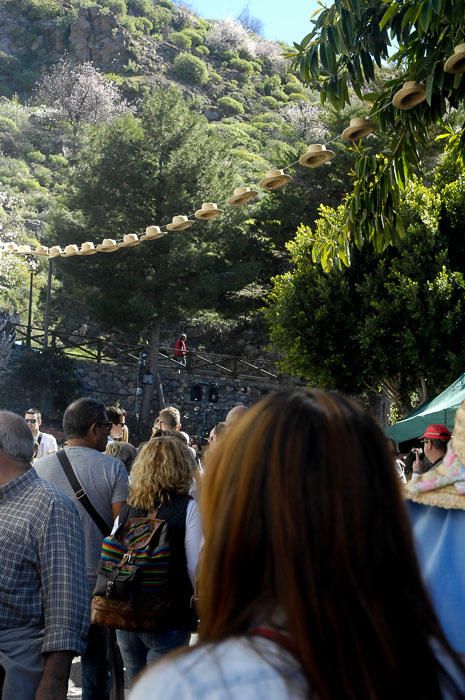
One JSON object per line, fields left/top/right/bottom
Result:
{"left": 259, "top": 169, "right": 293, "bottom": 191}
{"left": 96, "top": 238, "right": 119, "bottom": 253}
{"left": 142, "top": 225, "right": 165, "bottom": 241}
{"left": 195, "top": 202, "right": 224, "bottom": 220}
{"left": 444, "top": 44, "right": 465, "bottom": 74}
{"left": 17, "top": 244, "right": 32, "bottom": 254}
{"left": 120, "top": 233, "right": 140, "bottom": 248}
{"left": 3, "top": 242, "right": 18, "bottom": 253}
{"left": 35, "top": 245, "right": 49, "bottom": 256}
{"left": 166, "top": 215, "right": 193, "bottom": 231}
{"left": 299, "top": 144, "right": 335, "bottom": 168}
{"left": 227, "top": 186, "right": 259, "bottom": 206}
{"left": 49, "top": 245, "right": 63, "bottom": 258}
{"left": 62, "top": 244, "right": 80, "bottom": 257}
{"left": 392, "top": 81, "right": 426, "bottom": 110}
{"left": 79, "top": 242, "right": 97, "bottom": 255}
{"left": 342, "top": 117, "right": 375, "bottom": 141}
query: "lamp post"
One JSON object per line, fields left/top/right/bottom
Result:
{"left": 25, "top": 255, "right": 38, "bottom": 348}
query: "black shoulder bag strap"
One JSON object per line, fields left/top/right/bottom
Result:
{"left": 56, "top": 449, "right": 111, "bottom": 536}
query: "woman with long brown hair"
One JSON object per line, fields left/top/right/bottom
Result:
{"left": 130, "top": 389, "right": 465, "bottom": 699}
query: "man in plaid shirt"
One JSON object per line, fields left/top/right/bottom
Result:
{"left": 0, "top": 410, "right": 89, "bottom": 699}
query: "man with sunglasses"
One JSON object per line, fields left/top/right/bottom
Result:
{"left": 24, "top": 408, "right": 57, "bottom": 460}
{"left": 35, "top": 398, "right": 129, "bottom": 700}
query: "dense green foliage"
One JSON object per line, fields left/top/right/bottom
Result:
{"left": 289, "top": 0, "right": 465, "bottom": 263}
{"left": 267, "top": 159, "right": 465, "bottom": 413}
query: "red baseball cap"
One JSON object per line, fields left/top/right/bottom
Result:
{"left": 421, "top": 424, "right": 451, "bottom": 442}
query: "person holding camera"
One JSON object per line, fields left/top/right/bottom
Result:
{"left": 411, "top": 424, "right": 451, "bottom": 481}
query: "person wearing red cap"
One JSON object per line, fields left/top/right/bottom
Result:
{"left": 412, "top": 423, "right": 451, "bottom": 479}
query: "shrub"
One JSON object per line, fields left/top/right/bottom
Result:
{"left": 193, "top": 45, "right": 209, "bottom": 57}
{"left": 172, "top": 53, "right": 208, "bottom": 86}
{"left": 206, "top": 18, "right": 256, "bottom": 57}
{"left": 218, "top": 96, "right": 245, "bottom": 116}
{"left": 222, "top": 49, "right": 239, "bottom": 61}
{"left": 170, "top": 31, "right": 192, "bottom": 50}
{"left": 228, "top": 58, "right": 254, "bottom": 77}
{"left": 287, "top": 92, "right": 306, "bottom": 102}
{"left": 27, "top": 150, "right": 46, "bottom": 163}
{"left": 0, "top": 116, "right": 18, "bottom": 134}
{"left": 150, "top": 6, "right": 172, "bottom": 33}
{"left": 262, "top": 96, "right": 279, "bottom": 110}
{"left": 182, "top": 28, "right": 204, "bottom": 46}
{"left": 48, "top": 154, "right": 68, "bottom": 168}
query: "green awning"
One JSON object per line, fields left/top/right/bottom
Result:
{"left": 386, "top": 373, "right": 465, "bottom": 444}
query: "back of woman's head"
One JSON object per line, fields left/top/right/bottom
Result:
{"left": 200, "top": 389, "right": 462, "bottom": 700}
{"left": 128, "top": 436, "right": 194, "bottom": 509}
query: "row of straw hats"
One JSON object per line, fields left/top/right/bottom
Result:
{"left": 3, "top": 45, "right": 464, "bottom": 260}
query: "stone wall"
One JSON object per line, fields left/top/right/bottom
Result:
{"left": 0, "top": 349, "right": 289, "bottom": 443}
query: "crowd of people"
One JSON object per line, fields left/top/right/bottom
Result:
{"left": 0, "top": 391, "right": 464, "bottom": 699}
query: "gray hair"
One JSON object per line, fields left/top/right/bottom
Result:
{"left": 0, "top": 411, "right": 35, "bottom": 463}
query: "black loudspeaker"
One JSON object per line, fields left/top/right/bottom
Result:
{"left": 190, "top": 385, "right": 202, "bottom": 402}
{"left": 208, "top": 386, "right": 219, "bottom": 403}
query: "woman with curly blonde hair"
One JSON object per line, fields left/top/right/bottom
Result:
{"left": 116, "top": 436, "right": 203, "bottom": 684}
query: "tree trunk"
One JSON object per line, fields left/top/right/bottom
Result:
{"left": 140, "top": 319, "right": 161, "bottom": 427}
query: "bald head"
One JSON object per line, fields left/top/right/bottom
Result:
{"left": 225, "top": 405, "right": 249, "bottom": 424}
{"left": 0, "top": 411, "right": 34, "bottom": 464}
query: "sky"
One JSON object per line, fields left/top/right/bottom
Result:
{"left": 188, "top": 0, "right": 317, "bottom": 45}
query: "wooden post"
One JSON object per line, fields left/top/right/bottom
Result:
{"left": 140, "top": 319, "right": 161, "bottom": 426}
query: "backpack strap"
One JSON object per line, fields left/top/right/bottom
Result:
{"left": 56, "top": 449, "right": 111, "bottom": 536}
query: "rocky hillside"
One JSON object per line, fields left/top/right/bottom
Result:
{"left": 0, "top": 0, "right": 309, "bottom": 116}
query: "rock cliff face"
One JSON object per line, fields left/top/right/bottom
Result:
{"left": 0, "top": 3, "right": 132, "bottom": 75}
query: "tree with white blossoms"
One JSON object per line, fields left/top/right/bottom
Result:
{"left": 206, "top": 17, "right": 258, "bottom": 57}
{"left": 34, "top": 57, "right": 132, "bottom": 140}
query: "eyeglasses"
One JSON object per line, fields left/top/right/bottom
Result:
{"left": 95, "top": 421, "right": 112, "bottom": 431}
{"left": 25, "top": 418, "right": 38, "bottom": 424}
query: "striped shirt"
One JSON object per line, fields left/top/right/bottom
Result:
{"left": 0, "top": 467, "right": 89, "bottom": 653}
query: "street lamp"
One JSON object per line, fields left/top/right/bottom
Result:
{"left": 25, "top": 255, "right": 38, "bottom": 348}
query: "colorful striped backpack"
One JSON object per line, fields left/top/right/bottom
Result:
{"left": 91, "top": 507, "right": 171, "bottom": 631}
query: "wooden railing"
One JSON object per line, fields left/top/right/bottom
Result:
{"left": 14, "top": 325, "right": 280, "bottom": 383}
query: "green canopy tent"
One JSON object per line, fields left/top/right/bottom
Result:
{"left": 386, "top": 373, "right": 465, "bottom": 444}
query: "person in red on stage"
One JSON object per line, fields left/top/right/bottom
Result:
{"left": 174, "top": 333, "right": 187, "bottom": 365}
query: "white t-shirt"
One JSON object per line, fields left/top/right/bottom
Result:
{"left": 35, "top": 432, "right": 58, "bottom": 460}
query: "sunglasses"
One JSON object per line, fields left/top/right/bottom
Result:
{"left": 25, "top": 418, "right": 38, "bottom": 424}
{"left": 95, "top": 421, "right": 113, "bottom": 431}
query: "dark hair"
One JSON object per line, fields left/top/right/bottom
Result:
{"left": 106, "top": 405, "right": 126, "bottom": 425}
{"left": 199, "top": 389, "right": 465, "bottom": 699}
{"left": 429, "top": 438, "right": 448, "bottom": 453}
{"left": 63, "top": 398, "right": 107, "bottom": 438}
{"left": 25, "top": 408, "right": 41, "bottom": 417}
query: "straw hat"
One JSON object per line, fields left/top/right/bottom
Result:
{"left": 96, "top": 238, "right": 119, "bottom": 253}
{"left": 166, "top": 215, "right": 193, "bottom": 231}
{"left": 35, "top": 245, "right": 49, "bottom": 256}
{"left": 342, "top": 117, "right": 375, "bottom": 141}
{"left": 194, "top": 202, "right": 224, "bottom": 220}
{"left": 142, "top": 225, "right": 165, "bottom": 241}
{"left": 49, "top": 245, "right": 63, "bottom": 258}
{"left": 259, "top": 169, "right": 293, "bottom": 191}
{"left": 227, "top": 186, "right": 259, "bottom": 206}
{"left": 79, "top": 242, "right": 97, "bottom": 256}
{"left": 299, "top": 144, "right": 335, "bottom": 168}
{"left": 17, "top": 244, "right": 32, "bottom": 254}
{"left": 62, "top": 244, "right": 80, "bottom": 257}
{"left": 3, "top": 242, "right": 18, "bottom": 253}
{"left": 120, "top": 233, "right": 140, "bottom": 248}
{"left": 444, "top": 44, "right": 465, "bottom": 74}
{"left": 392, "top": 81, "right": 426, "bottom": 110}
